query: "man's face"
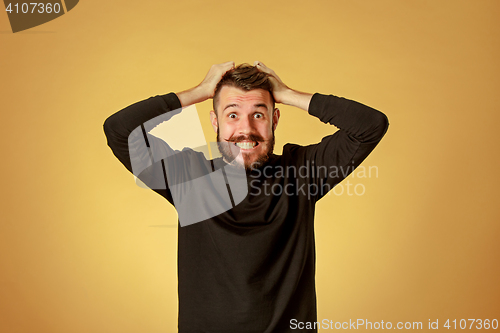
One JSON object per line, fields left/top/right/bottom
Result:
{"left": 210, "top": 86, "right": 280, "bottom": 169}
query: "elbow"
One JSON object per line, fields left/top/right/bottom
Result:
{"left": 378, "top": 112, "right": 389, "bottom": 135}
{"left": 103, "top": 114, "right": 121, "bottom": 146}
{"left": 103, "top": 114, "right": 118, "bottom": 138}
{"left": 362, "top": 111, "right": 389, "bottom": 143}
{"left": 374, "top": 112, "right": 389, "bottom": 141}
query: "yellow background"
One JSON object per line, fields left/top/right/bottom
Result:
{"left": 1, "top": 0, "right": 499, "bottom": 332}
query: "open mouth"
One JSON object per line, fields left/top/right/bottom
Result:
{"left": 234, "top": 141, "right": 259, "bottom": 150}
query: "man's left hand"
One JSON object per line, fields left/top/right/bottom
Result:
{"left": 254, "top": 61, "right": 290, "bottom": 104}
{"left": 254, "top": 61, "right": 313, "bottom": 111}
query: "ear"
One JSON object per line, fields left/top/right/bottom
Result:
{"left": 272, "top": 107, "right": 280, "bottom": 131}
{"left": 210, "top": 110, "right": 218, "bottom": 133}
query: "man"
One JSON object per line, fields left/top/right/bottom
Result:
{"left": 103, "top": 61, "right": 389, "bottom": 332}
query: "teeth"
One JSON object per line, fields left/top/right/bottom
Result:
{"left": 236, "top": 142, "right": 256, "bottom": 149}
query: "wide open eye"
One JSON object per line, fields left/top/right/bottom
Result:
{"left": 228, "top": 113, "right": 237, "bottom": 119}
{"left": 253, "top": 113, "right": 263, "bottom": 119}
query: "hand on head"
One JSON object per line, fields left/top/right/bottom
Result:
{"left": 253, "top": 61, "right": 290, "bottom": 104}
{"left": 199, "top": 61, "right": 290, "bottom": 104}
{"left": 199, "top": 61, "right": 235, "bottom": 99}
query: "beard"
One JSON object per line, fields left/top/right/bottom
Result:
{"left": 216, "top": 128, "right": 275, "bottom": 171}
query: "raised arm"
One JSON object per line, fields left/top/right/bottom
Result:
{"left": 103, "top": 61, "right": 236, "bottom": 172}
{"left": 254, "top": 61, "right": 389, "bottom": 199}
{"left": 177, "top": 61, "right": 235, "bottom": 106}
{"left": 253, "top": 61, "right": 313, "bottom": 112}
{"left": 103, "top": 93, "right": 182, "bottom": 173}
{"left": 254, "top": 60, "right": 388, "bottom": 142}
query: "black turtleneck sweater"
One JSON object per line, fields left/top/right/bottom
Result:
{"left": 103, "top": 91, "right": 389, "bottom": 332}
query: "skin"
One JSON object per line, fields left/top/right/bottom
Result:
{"left": 210, "top": 86, "right": 279, "bottom": 168}
{"left": 176, "top": 61, "right": 314, "bottom": 168}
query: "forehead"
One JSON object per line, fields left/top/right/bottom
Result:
{"left": 218, "top": 86, "right": 273, "bottom": 112}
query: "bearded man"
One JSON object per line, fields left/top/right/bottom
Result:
{"left": 103, "top": 61, "right": 389, "bottom": 332}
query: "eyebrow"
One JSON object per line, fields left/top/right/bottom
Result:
{"left": 222, "top": 103, "right": 268, "bottom": 114}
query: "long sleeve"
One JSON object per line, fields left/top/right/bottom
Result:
{"left": 103, "top": 92, "right": 182, "bottom": 173}
{"left": 308, "top": 93, "right": 389, "bottom": 144}
{"left": 103, "top": 93, "right": 186, "bottom": 203}
{"left": 284, "top": 93, "right": 389, "bottom": 200}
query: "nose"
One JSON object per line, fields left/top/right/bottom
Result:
{"left": 237, "top": 115, "right": 255, "bottom": 135}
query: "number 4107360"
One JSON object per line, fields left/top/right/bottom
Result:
{"left": 5, "top": 2, "right": 62, "bottom": 14}
{"left": 444, "top": 319, "right": 498, "bottom": 330}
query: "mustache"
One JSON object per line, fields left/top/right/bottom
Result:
{"left": 225, "top": 134, "right": 266, "bottom": 143}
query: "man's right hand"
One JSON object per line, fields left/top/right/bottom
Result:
{"left": 199, "top": 61, "right": 235, "bottom": 98}
{"left": 177, "top": 61, "right": 235, "bottom": 107}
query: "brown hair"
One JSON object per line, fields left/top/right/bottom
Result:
{"left": 213, "top": 63, "right": 275, "bottom": 115}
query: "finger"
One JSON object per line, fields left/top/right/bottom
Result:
{"left": 255, "top": 60, "right": 266, "bottom": 69}
{"left": 217, "top": 61, "right": 234, "bottom": 75}
{"left": 225, "top": 61, "right": 235, "bottom": 71}
{"left": 224, "top": 61, "right": 234, "bottom": 73}
{"left": 254, "top": 61, "right": 270, "bottom": 73}
{"left": 218, "top": 61, "right": 234, "bottom": 70}
{"left": 260, "top": 61, "right": 271, "bottom": 69}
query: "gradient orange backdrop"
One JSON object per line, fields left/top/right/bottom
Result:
{"left": 1, "top": 1, "right": 499, "bottom": 332}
